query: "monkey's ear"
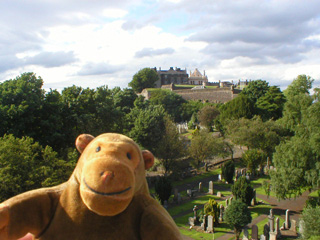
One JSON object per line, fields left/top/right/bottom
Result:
{"left": 75, "top": 134, "right": 95, "bottom": 153}
{"left": 142, "top": 150, "right": 154, "bottom": 170}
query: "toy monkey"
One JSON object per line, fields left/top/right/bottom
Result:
{"left": 0, "top": 133, "right": 182, "bottom": 240}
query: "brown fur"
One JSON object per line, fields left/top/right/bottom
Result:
{"left": 0, "top": 133, "right": 182, "bottom": 240}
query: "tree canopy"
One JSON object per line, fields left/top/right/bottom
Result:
{"left": 128, "top": 68, "right": 159, "bottom": 93}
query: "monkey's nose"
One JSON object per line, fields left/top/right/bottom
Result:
{"left": 100, "top": 171, "right": 114, "bottom": 182}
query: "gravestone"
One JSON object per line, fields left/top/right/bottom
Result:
{"left": 225, "top": 198, "right": 229, "bottom": 208}
{"left": 251, "top": 198, "right": 255, "bottom": 206}
{"left": 269, "top": 232, "right": 277, "bottom": 240}
{"left": 174, "top": 188, "right": 179, "bottom": 201}
{"left": 275, "top": 217, "right": 281, "bottom": 237}
{"left": 285, "top": 209, "right": 290, "bottom": 229}
{"left": 164, "top": 200, "right": 168, "bottom": 209}
{"left": 290, "top": 219, "right": 297, "bottom": 233}
{"left": 268, "top": 209, "right": 274, "bottom": 232}
{"left": 188, "top": 217, "right": 195, "bottom": 227}
{"left": 252, "top": 224, "right": 259, "bottom": 240}
{"left": 208, "top": 181, "right": 214, "bottom": 194}
{"left": 219, "top": 204, "right": 224, "bottom": 222}
{"left": 263, "top": 224, "right": 270, "bottom": 240}
{"left": 193, "top": 205, "right": 199, "bottom": 224}
{"left": 187, "top": 189, "right": 192, "bottom": 197}
{"left": 206, "top": 215, "right": 214, "bottom": 233}
{"left": 242, "top": 228, "right": 249, "bottom": 240}
{"left": 218, "top": 174, "right": 222, "bottom": 181}
{"left": 177, "top": 193, "right": 182, "bottom": 204}
{"left": 201, "top": 215, "right": 207, "bottom": 231}
{"left": 217, "top": 191, "right": 222, "bottom": 198}
{"left": 260, "top": 235, "right": 266, "bottom": 240}
{"left": 253, "top": 189, "right": 257, "bottom": 205}
{"left": 229, "top": 196, "right": 233, "bottom": 202}
{"left": 199, "top": 182, "right": 202, "bottom": 192}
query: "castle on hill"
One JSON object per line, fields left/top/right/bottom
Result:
{"left": 144, "top": 67, "right": 249, "bottom": 103}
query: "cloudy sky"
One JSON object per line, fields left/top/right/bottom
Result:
{"left": 1, "top": 0, "right": 320, "bottom": 91}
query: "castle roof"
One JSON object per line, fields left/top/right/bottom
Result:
{"left": 190, "top": 68, "right": 202, "bottom": 77}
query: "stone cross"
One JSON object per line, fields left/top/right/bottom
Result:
{"left": 199, "top": 182, "right": 202, "bottom": 192}
{"left": 206, "top": 215, "right": 214, "bottom": 233}
{"left": 285, "top": 209, "right": 290, "bottom": 229}
{"left": 252, "top": 224, "right": 259, "bottom": 240}
{"left": 208, "top": 181, "right": 214, "bottom": 194}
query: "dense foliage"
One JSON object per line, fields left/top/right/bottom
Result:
{"left": 231, "top": 176, "right": 254, "bottom": 206}
{"left": 203, "top": 198, "right": 219, "bottom": 225}
{"left": 224, "top": 199, "right": 252, "bottom": 240}
{"left": 154, "top": 176, "right": 173, "bottom": 205}
{"left": 128, "top": 68, "right": 159, "bottom": 93}
{"left": 221, "top": 160, "right": 235, "bottom": 183}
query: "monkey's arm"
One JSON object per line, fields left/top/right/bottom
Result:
{"left": 0, "top": 184, "right": 65, "bottom": 240}
{"left": 140, "top": 197, "right": 182, "bottom": 240}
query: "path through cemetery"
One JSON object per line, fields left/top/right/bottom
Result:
{"left": 175, "top": 173, "right": 309, "bottom": 240}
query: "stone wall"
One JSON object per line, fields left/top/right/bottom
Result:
{"left": 174, "top": 88, "right": 238, "bottom": 103}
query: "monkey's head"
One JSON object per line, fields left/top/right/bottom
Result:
{"left": 74, "top": 133, "right": 154, "bottom": 216}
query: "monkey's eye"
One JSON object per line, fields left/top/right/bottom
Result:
{"left": 127, "top": 153, "right": 132, "bottom": 160}
{"left": 96, "top": 146, "right": 101, "bottom": 152}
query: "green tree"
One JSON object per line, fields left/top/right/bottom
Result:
{"left": 256, "top": 86, "right": 286, "bottom": 121}
{"left": 154, "top": 176, "right": 172, "bottom": 205}
{"left": 197, "top": 105, "right": 220, "bottom": 131}
{"left": 156, "top": 117, "right": 186, "bottom": 174}
{"left": 128, "top": 105, "right": 166, "bottom": 154}
{"left": 219, "top": 95, "right": 254, "bottom": 124}
{"left": 242, "top": 149, "right": 267, "bottom": 175}
{"left": 301, "top": 206, "right": 320, "bottom": 240}
{"left": 188, "top": 130, "right": 223, "bottom": 170}
{"left": 0, "top": 135, "right": 74, "bottom": 202}
{"left": 221, "top": 160, "right": 235, "bottom": 183}
{"left": 240, "top": 79, "right": 270, "bottom": 103}
{"left": 181, "top": 100, "right": 204, "bottom": 122}
{"left": 149, "top": 89, "right": 186, "bottom": 122}
{"left": 0, "top": 72, "right": 45, "bottom": 139}
{"left": 232, "top": 176, "right": 254, "bottom": 206}
{"left": 128, "top": 68, "right": 159, "bottom": 93}
{"left": 112, "top": 88, "right": 137, "bottom": 114}
{"left": 203, "top": 198, "right": 219, "bottom": 225}
{"left": 280, "top": 75, "right": 314, "bottom": 131}
{"left": 224, "top": 199, "right": 252, "bottom": 240}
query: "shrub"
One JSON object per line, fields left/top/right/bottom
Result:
{"left": 232, "top": 176, "right": 254, "bottom": 206}
{"left": 221, "top": 160, "right": 235, "bottom": 183}
{"left": 224, "top": 199, "right": 252, "bottom": 240}
{"left": 301, "top": 206, "right": 320, "bottom": 239}
{"left": 154, "top": 176, "right": 172, "bottom": 205}
{"left": 203, "top": 198, "right": 219, "bottom": 225}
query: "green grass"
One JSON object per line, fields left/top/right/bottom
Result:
{"left": 309, "top": 190, "right": 319, "bottom": 197}
{"left": 172, "top": 168, "right": 221, "bottom": 187}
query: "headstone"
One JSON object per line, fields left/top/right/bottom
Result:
{"left": 242, "top": 228, "right": 249, "bottom": 240}
{"left": 290, "top": 219, "right": 297, "bottom": 233}
{"left": 235, "top": 170, "right": 238, "bottom": 178}
{"left": 164, "top": 200, "right": 168, "bottom": 209}
{"left": 177, "top": 193, "right": 182, "bottom": 204}
{"left": 201, "top": 215, "right": 207, "bottom": 231}
{"left": 269, "top": 232, "right": 277, "bottom": 240}
{"left": 268, "top": 209, "right": 274, "bottom": 232}
{"left": 275, "top": 217, "right": 280, "bottom": 237}
{"left": 285, "top": 209, "right": 290, "bottom": 229}
{"left": 217, "top": 191, "right": 222, "bottom": 198}
{"left": 252, "top": 224, "right": 259, "bottom": 240}
{"left": 263, "top": 224, "right": 270, "bottom": 240}
{"left": 187, "top": 189, "right": 192, "bottom": 197}
{"left": 219, "top": 205, "right": 224, "bottom": 222}
{"left": 251, "top": 198, "right": 255, "bottom": 206}
{"left": 206, "top": 215, "right": 214, "bottom": 233}
{"left": 225, "top": 198, "right": 229, "bottom": 208}
{"left": 253, "top": 189, "right": 257, "bottom": 204}
{"left": 199, "top": 182, "right": 202, "bottom": 192}
{"left": 299, "top": 219, "right": 304, "bottom": 237}
{"left": 188, "top": 217, "right": 195, "bottom": 227}
{"left": 229, "top": 197, "right": 233, "bottom": 202}
{"left": 208, "top": 181, "right": 214, "bottom": 194}
{"left": 174, "top": 188, "right": 179, "bottom": 201}
{"left": 260, "top": 235, "right": 266, "bottom": 240}
{"left": 218, "top": 174, "right": 222, "bottom": 182}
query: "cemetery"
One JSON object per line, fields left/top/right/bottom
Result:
{"left": 148, "top": 160, "right": 310, "bottom": 240}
